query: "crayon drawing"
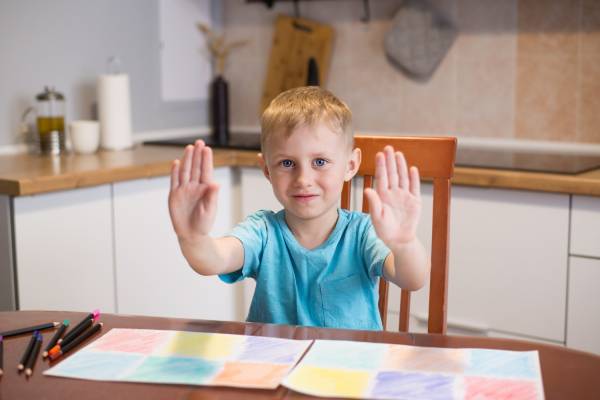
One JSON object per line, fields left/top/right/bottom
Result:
{"left": 44, "top": 328, "right": 312, "bottom": 389}
{"left": 283, "top": 340, "right": 544, "bottom": 400}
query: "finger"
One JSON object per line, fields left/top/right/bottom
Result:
{"left": 180, "top": 145, "right": 194, "bottom": 184}
{"left": 409, "top": 166, "right": 421, "bottom": 197}
{"left": 374, "top": 152, "right": 388, "bottom": 194}
{"left": 396, "top": 151, "right": 409, "bottom": 190}
{"left": 364, "top": 188, "right": 383, "bottom": 220}
{"left": 204, "top": 182, "right": 220, "bottom": 213}
{"left": 170, "top": 159, "right": 180, "bottom": 190}
{"left": 385, "top": 146, "right": 398, "bottom": 188}
{"left": 190, "top": 140, "right": 204, "bottom": 183}
{"left": 200, "top": 145, "right": 214, "bottom": 184}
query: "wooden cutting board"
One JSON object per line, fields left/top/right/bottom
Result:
{"left": 261, "top": 15, "right": 334, "bottom": 113}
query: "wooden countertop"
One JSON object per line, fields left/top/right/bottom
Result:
{"left": 1, "top": 144, "right": 600, "bottom": 196}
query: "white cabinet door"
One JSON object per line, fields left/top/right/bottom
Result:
{"left": 567, "top": 256, "right": 600, "bottom": 355}
{"left": 113, "top": 170, "right": 245, "bottom": 321}
{"left": 13, "top": 185, "right": 115, "bottom": 312}
{"left": 240, "top": 168, "right": 281, "bottom": 218}
{"left": 391, "top": 185, "right": 569, "bottom": 342}
{"left": 238, "top": 168, "right": 281, "bottom": 312}
{"left": 571, "top": 195, "right": 600, "bottom": 258}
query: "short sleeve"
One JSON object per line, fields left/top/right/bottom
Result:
{"left": 218, "top": 210, "right": 270, "bottom": 284}
{"left": 360, "top": 215, "right": 391, "bottom": 279}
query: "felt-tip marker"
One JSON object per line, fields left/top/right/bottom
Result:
{"left": 58, "top": 310, "right": 100, "bottom": 346}
{"left": 0, "top": 322, "right": 59, "bottom": 338}
{"left": 0, "top": 335, "right": 3, "bottom": 377}
{"left": 18, "top": 331, "right": 37, "bottom": 372}
{"left": 49, "top": 323, "right": 103, "bottom": 361}
{"left": 43, "top": 320, "right": 69, "bottom": 359}
{"left": 24, "top": 331, "right": 42, "bottom": 377}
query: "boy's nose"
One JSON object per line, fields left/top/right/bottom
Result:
{"left": 294, "top": 166, "right": 313, "bottom": 187}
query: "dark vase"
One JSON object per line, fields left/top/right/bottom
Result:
{"left": 210, "top": 75, "right": 229, "bottom": 145}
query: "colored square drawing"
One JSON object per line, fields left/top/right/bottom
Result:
{"left": 464, "top": 376, "right": 540, "bottom": 400}
{"left": 383, "top": 345, "right": 466, "bottom": 373}
{"left": 160, "top": 331, "right": 243, "bottom": 360}
{"left": 124, "top": 355, "right": 220, "bottom": 385}
{"left": 237, "top": 335, "right": 311, "bottom": 364}
{"left": 212, "top": 361, "right": 291, "bottom": 389}
{"left": 283, "top": 340, "right": 544, "bottom": 400}
{"left": 44, "top": 351, "right": 144, "bottom": 381}
{"left": 44, "top": 328, "right": 312, "bottom": 390}
{"left": 284, "top": 365, "right": 372, "bottom": 398}
{"left": 371, "top": 371, "right": 456, "bottom": 400}
{"left": 89, "top": 328, "right": 172, "bottom": 354}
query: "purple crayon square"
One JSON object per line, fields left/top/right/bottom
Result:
{"left": 237, "top": 336, "right": 304, "bottom": 364}
{"left": 371, "top": 371, "right": 455, "bottom": 400}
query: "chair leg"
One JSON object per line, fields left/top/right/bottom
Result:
{"left": 399, "top": 290, "right": 411, "bottom": 332}
{"left": 378, "top": 279, "right": 389, "bottom": 330}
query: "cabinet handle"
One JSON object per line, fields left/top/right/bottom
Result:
{"left": 411, "top": 312, "right": 490, "bottom": 335}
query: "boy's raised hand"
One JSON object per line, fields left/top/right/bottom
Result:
{"left": 364, "top": 146, "right": 421, "bottom": 250}
{"left": 168, "top": 140, "right": 220, "bottom": 241}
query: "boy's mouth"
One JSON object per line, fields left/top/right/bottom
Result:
{"left": 292, "top": 194, "right": 318, "bottom": 202}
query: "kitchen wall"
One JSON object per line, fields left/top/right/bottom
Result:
{"left": 0, "top": 0, "right": 219, "bottom": 148}
{"left": 223, "top": 0, "right": 600, "bottom": 144}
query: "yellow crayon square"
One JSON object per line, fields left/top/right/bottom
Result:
{"left": 162, "top": 332, "right": 243, "bottom": 360}
{"left": 286, "top": 365, "right": 371, "bottom": 398}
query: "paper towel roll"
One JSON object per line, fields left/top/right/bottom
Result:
{"left": 97, "top": 74, "right": 133, "bottom": 150}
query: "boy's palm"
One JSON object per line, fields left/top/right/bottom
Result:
{"left": 168, "top": 142, "right": 219, "bottom": 240}
{"left": 364, "top": 146, "right": 421, "bottom": 248}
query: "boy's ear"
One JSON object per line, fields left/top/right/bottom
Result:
{"left": 344, "top": 148, "right": 361, "bottom": 182}
{"left": 258, "top": 153, "right": 271, "bottom": 182}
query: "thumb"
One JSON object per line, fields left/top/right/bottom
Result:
{"left": 364, "top": 188, "right": 383, "bottom": 220}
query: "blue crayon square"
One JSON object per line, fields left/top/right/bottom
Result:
{"left": 466, "top": 349, "right": 538, "bottom": 379}
{"left": 302, "top": 340, "right": 386, "bottom": 370}
{"left": 124, "top": 355, "right": 220, "bottom": 385}
{"left": 46, "top": 351, "right": 144, "bottom": 380}
{"left": 371, "top": 371, "right": 456, "bottom": 400}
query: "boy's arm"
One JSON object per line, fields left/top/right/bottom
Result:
{"left": 168, "top": 140, "right": 243, "bottom": 275}
{"left": 178, "top": 236, "right": 244, "bottom": 276}
{"left": 364, "top": 145, "right": 430, "bottom": 290}
{"left": 382, "top": 239, "right": 429, "bottom": 291}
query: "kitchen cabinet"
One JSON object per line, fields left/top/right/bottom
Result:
{"left": 7, "top": 169, "right": 246, "bottom": 321}
{"left": 388, "top": 185, "right": 569, "bottom": 344}
{"left": 0, "top": 195, "right": 16, "bottom": 310}
{"left": 567, "top": 256, "right": 600, "bottom": 354}
{"left": 570, "top": 195, "right": 600, "bottom": 258}
{"left": 113, "top": 171, "right": 245, "bottom": 321}
{"left": 13, "top": 185, "right": 116, "bottom": 313}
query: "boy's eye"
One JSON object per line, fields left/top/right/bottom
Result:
{"left": 280, "top": 159, "right": 295, "bottom": 168}
{"left": 313, "top": 158, "right": 328, "bottom": 167}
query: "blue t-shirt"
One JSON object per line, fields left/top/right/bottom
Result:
{"left": 219, "top": 208, "right": 390, "bottom": 330}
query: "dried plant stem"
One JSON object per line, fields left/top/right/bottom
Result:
{"left": 197, "top": 23, "right": 248, "bottom": 76}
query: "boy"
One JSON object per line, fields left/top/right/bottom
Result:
{"left": 168, "top": 87, "right": 429, "bottom": 330}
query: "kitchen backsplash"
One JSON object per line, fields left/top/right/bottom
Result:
{"left": 224, "top": 0, "right": 600, "bottom": 144}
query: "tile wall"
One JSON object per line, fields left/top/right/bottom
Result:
{"left": 223, "top": 0, "right": 600, "bottom": 144}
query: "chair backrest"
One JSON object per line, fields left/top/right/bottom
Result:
{"left": 341, "top": 135, "right": 457, "bottom": 334}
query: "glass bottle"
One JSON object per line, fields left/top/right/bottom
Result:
{"left": 36, "top": 86, "right": 66, "bottom": 155}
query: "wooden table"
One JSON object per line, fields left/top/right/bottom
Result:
{"left": 1, "top": 311, "right": 599, "bottom": 399}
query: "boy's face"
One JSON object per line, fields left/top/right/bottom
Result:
{"left": 259, "top": 122, "right": 361, "bottom": 224}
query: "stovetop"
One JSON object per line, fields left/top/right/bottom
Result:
{"left": 144, "top": 134, "right": 600, "bottom": 175}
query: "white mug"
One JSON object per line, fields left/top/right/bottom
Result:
{"left": 69, "top": 120, "right": 100, "bottom": 154}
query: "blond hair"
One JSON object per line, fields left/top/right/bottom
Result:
{"left": 260, "top": 86, "right": 353, "bottom": 153}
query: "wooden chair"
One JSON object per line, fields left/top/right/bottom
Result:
{"left": 341, "top": 135, "right": 457, "bottom": 334}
